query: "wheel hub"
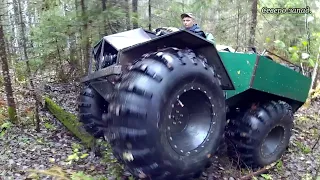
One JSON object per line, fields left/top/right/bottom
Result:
{"left": 169, "top": 103, "right": 189, "bottom": 133}
{"left": 261, "top": 126, "right": 285, "bottom": 157}
{"left": 166, "top": 84, "right": 217, "bottom": 156}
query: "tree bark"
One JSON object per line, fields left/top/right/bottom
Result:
{"left": 0, "top": 15, "right": 18, "bottom": 123}
{"left": 125, "top": 0, "right": 131, "bottom": 30}
{"left": 132, "top": 0, "right": 138, "bottom": 28}
{"left": 236, "top": 0, "right": 240, "bottom": 46}
{"left": 102, "top": 0, "right": 107, "bottom": 10}
{"left": 80, "top": 0, "right": 90, "bottom": 75}
{"left": 75, "top": 0, "right": 83, "bottom": 72}
{"left": 148, "top": 0, "right": 151, "bottom": 31}
{"left": 12, "top": 0, "right": 21, "bottom": 58}
{"left": 101, "top": 0, "right": 108, "bottom": 34}
{"left": 18, "top": 0, "right": 41, "bottom": 131}
{"left": 248, "top": 0, "right": 257, "bottom": 47}
{"left": 310, "top": 50, "right": 319, "bottom": 91}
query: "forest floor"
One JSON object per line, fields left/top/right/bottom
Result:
{"left": 0, "top": 80, "right": 319, "bottom": 180}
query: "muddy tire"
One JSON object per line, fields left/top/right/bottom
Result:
{"left": 105, "top": 47, "right": 226, "bottom": 180}
{"left": 78, "top": 85, "right": 109, "bottom": 138}
{"left": 225, "top": 100, "right": 294, "bottom": 168}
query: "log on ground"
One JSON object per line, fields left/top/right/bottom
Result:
{"left": 44, "top": 96, "right": 95, "bottom": 148}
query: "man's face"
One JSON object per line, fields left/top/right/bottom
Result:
{"left": 182, "top": 17, "right": 194, "bottom": 28}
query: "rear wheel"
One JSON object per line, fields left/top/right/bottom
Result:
{"left": 78, "top": 85, "right": 109, "bottom": 138}
{"left": 105, "top": 47, "right": 226, "bottom": 179}
{"left": 225, "top": 100, "right": 294, "bottom": 168}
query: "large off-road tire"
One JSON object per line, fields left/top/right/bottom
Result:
{"left": 105, "top": 47, "right": 226, "bottom": 180}
{"left": 225, "top": 100, "right": 294, "bottom": 168}
{"left": 78, "top": 85, "right": 109, "bottom": 138}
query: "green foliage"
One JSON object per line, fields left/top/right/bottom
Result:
{"left": 29, "top": 5, "right": 78, "bottom": 66}
{"left": 0, "top": 105, "right": 8, "bottom": 125}
{"left": 258, "top": 0, "right": 320, "bottom": 71}
{"left": 8, "top": 106, "right": 18, "bottom": 123}
{"left": 310, "top": 83, "right": 320, "bottom": 100}
{"left": 274, "top": 40, "right": 286, "bottom": 49}
{"left": 14, "top": 61, "right": 27, "bottom": 82}
{"left": 65, "top": 143, "right": 89, "bottom": 165}
{"left": 0, "top": 121, "right": 12, "bottom": 137}
{"left": 89, "top": 139, "right": 125, "bottom": 178}
{"left": 261, "top": 174, "right": 273, "bottom": 180}
{"left": 269, "top": 37, "right": 316, "bottom": 69}
{"left": 0, "top": 75, "right": 3, "bottom": 86}
{"left": 276, "top": 159, "right": 283, "bottom": 171}
{"left": 26, "top": 166, "right": 100, "bottom": 180}
{"left": 70, "top": 171, "right": 94, "bottom": 180}
{"left": 296, "top": 141, "right": 311, "bottom": 154}
{"left": 21, "top": 0, "right": 131, "bottom": 80}
{"left": 44, "top": 122, "right": 55, "bottom": 130}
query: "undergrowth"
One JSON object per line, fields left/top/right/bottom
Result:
{"left": 303, "top": 83, "right": 320, "bottom": 108}
{"left": 24, "top": 139, "right": 130, "bottom": 180}
{"left": 0, "top": 121, "right": 12, "bottom": 138}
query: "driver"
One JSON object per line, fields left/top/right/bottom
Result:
{"left": 181, "top": 13, "right": 206, "bottom": 38}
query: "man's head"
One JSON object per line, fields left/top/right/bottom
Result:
{"left": 181, "top": 13, "right": 195, "bottom": 29}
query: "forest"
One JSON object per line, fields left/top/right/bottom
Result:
{"left": 0, "top": 0, "right": 320, "bottom": 179}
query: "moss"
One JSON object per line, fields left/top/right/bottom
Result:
{"left": 44, "top": 96, "right": 95, "bottom": 148}
{"left": 8, "top": 106, "right": 18, "bottom": 123}
{"left": 0, "top": 75, "right": 4, "bottom": 86}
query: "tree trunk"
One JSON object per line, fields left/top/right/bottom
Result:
{"left": 55, "top": 38, "right": 66, "bottom": 82}
{"left": 12, "top": 0, "right": 21, "bottom": 59}
{"left": 80, "top": 0, "right": 90, "bottom": 75}
{"left": 0, "top": 15, "right": 18, "bottom": 123}
{"left": 305, "top": 1, "right": 311, "bottom": 55}
{"left": 101, "top": 0, "right": 108, "bottom": 34}
{"left": 248, "top": 0, "right": 257, "bottom": 47}
{"left": 132, "top": 0, "right": 138, "bottom": 28}
{"left": 68, "top": 33, "right": 78, "bottom": 78}
{"left": 148, "top": 0, "right": 151, "bottom": 31}
{"left": 125, "top": 0, "right": 131, "bottom": 30}
{"left": 18, "top": 0, "right": 41, "bottom": 131}
{"left": 75, "top": 0, "right": 83, "bottom": 73}
{"left": 236, "top": 0, "right": 240, "bottom": 46}
{"left": 8, "top": 11, "right": 16, "bottom": 70}
{"left": 310, "top": 50, "right": 320, "bottom": 91}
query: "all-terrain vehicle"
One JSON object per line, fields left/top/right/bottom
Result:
{"left": 78, "top": 27, "right": 311, "bottom": 179}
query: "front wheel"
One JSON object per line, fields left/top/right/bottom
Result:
{"left": 105, "top": 47, "right": 226, "bottom": 179}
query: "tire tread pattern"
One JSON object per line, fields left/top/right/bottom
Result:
{"left": 105, "top": 47, "right": 224, "bottom": 180}
{"left": 78, "top": 86, "right": 109, "bottom": 138}
{"left": 225, "top": 100, "right": 294, "bottom": 168}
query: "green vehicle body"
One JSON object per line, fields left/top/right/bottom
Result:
{"left": 219, "top": 51, "right": 311, "bottom": 111}
{"left": 204, "top": 32, "right": 311, "bottom": 108}
{"left": 221, "top": 52, "right": 310, "bottom": 101}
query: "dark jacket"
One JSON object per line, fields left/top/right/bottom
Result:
{"left": 183, "top": 24, "right": 206, "bottom": 38}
